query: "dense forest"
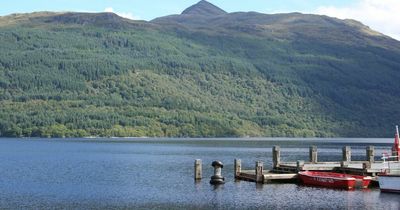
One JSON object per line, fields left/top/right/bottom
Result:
{"left": 0, "top": 1, "right": 400, "bottom": 138}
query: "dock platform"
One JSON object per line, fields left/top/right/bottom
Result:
{"left": 234, "top": 146, "right": 400, "bottom": 184}
{"left": 237, "top": 170, "right": 298, "bottom": 183}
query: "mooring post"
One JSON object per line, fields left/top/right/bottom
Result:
{"left": 210, "top": 161, "right": 225, "bottom": 185}
{"left": 342, "top": 146, "right": 351, "bottom": 162}
{"left": 255, "top": 161, "right": 264, "bottom": 183}
{"left": 234, "top": 159, "right": 241, "bottom": 178}
{"left": 194, "top": 159, "right": 202, "bottom": 180}
{"left": 309, "top": 146, "right": 318, "bottom": 163}
{"left": 296, "top": 160, "right": 305, "bottom": 172}
{"left": 366, "top": 146, "right": 375, "bottom": 163}
{"left": 273, "top": 146, "right": 281, "bottom": 168}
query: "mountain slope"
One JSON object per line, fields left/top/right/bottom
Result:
{"left": 182, "top": 0, "right": 227, "bottom": 16}
{"left": 0, "top": 1, "right": 399, "bottom": 137}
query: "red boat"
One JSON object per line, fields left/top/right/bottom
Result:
{"left": 298, "top": 171, "right": 371, "bottom": 190}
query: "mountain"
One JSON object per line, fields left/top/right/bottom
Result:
{"left": 182, "top": 0, "right": 227, "bottom": 16}
{"left": 0, "top": 1, "right": 399, "bottom": 138}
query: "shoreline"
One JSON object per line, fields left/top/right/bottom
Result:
{"left": 0, "top": 136, "right": 394, "bottom": 144}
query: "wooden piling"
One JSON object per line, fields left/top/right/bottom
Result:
{"left": 342, "top": 146, "right": 351, "bottom": 162}
{"left": 363, "top": 162, "right": 371, "bottom": 170}
{"left": 273, "top": 146, "right": 281, "bottom": 168}
{"left": 194, "top": 159, "right": 202, "bottom": 180}
{"left": 309, "top": 146, "right": 318, "bottom": 163}
{"left": 296, "top": 160, "right": 305, "bottom": 172}
{"left": 234, "top": 159, "right": 241, "bottom": 178}
{"left": 255, "top": 161, "right": 264, "bottom": 183}
{"left": 366, "top": 146, "right": 375, "bottom": 163}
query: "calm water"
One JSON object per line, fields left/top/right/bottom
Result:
{"left": 0, "top": 138, "right": 399, "bottom": 209}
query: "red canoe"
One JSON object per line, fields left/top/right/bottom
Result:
{"left": 298, "top": 171, "right": 371, "bottom": 190}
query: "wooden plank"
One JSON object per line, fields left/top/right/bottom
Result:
{"left": 303, "top": 166, "right": 337, "bottom": 170}
{"left": 236, "top": 172, "right": 256, "bottom": 182}
{"left": 264, "top": 173, "right": 298, "bottom": 180}
{"left": 238, "top": 171, "right": 298, "bottom": 183}
{"left": 241, "top": 170, "right": 255, "bottom": 174}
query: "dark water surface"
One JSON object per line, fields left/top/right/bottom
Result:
{"left": 0, "top": 138, "right": 398, "bottom": 209}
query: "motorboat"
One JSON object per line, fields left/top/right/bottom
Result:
{"left": 298, "top": 171, "right": 371, "bottom": 190}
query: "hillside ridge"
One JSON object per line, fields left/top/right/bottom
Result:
{"left": 181, "top": 0, "right": 227, "bottom": 16}
{"left": 0, "top": 2, "right": 399, "bottom": 138}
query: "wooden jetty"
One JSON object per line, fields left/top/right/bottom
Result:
{"left": 234, "top": 145, "right": 400, "bottom": 184}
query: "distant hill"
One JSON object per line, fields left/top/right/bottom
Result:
{"left": 0, "top": 0, "right": 399, "bottom": 138}
{"left": 182, "top": 0, "right": 227, "bottom": 16}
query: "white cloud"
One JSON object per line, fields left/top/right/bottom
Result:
{"left": 104, "top": 7, "right": 140, "bottom": 20}
{"left": 315, "top": 0, "right": 400, "bottom": 40}
{"left": 104, "top": 7, "right": 114, "bottom": 13}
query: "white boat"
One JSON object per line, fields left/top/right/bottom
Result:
{"left": 378, "top": 174, "right": 400, "bottom": 193}
{"left": 378, "top": 126, "right": 400, "bottom": 193}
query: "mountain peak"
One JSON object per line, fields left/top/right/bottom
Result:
{"left": 182, "top": 0, "right": 227, "bottom": 16}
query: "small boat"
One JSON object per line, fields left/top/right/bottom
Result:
{"left": 298, "top": 171, "right": 371, "bottom": 190}
{"left": 378, "top": 174, "right": 400, "bottom": 193}
{"left": 378, "top": 125, "right": 400, "bottom": 193}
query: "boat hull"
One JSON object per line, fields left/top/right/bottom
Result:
{"left": 350, "top": 175, "right": 372, "bottom": 189}
{"left": 299, "top": 171, "right": 364, "bottom": 190}
{"left": 378, "top": 175, "right": 400, "bottom": 193}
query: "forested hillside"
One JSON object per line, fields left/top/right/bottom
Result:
{"left": 0, "top": 1, "right": 400, "bottom": 138}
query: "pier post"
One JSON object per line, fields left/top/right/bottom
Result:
{"left": 255, "top": 161, "right": 264, "bottom": 183}
{"left": 273, "top": 146, "right": 281, "bottom": 168}
{"left": 366, "top": 146, "right": 375, "bottom": 163}
{"left": 309, "top": 146, "right": 318, "bottom": 163}
{"left": 296, "top": 160, "right": 305, "bottom": 172}
{"left": 363, "top": 162, "right": 371, "bottom": 170}
{"left": 234, "top": 159, "right": 241, "bottom": 178}
{"left": 340, "top": 161, "right": 348, "bottom": 168}
{"left": 194, "top": 159, "right": 202, "bottom": 180}
{"left": 342, "top": 146, "right": 351, "bottom": 162}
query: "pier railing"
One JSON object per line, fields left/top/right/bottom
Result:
{"left": 381, "top": 155, "right": 400, "bottom": 174}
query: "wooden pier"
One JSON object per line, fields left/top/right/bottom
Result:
{"left": 234, "top": 145, "right": 400, "bottom": 184}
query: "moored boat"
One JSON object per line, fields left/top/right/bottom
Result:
{"left": 378, "top": 126, "right": 400, "bottom": 193}
{"left": 349, "top": 174, "right": 373, "bottom": 189}
{"left": 378, "top": 156, "right": 400, "bottom": 193}
{"left": 378, "top": 174, "right": 400, "bottom": 193}
{"left": 298, "top": 171, "right": 371, "bottom": 190}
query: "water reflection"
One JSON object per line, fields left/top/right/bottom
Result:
{"left": 210, "top": 184, "right": 225, "bottom": 209}
{"left": 256, "top": 183, "right": 264, "bottom": 191}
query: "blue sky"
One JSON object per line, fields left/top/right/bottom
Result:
{"left": 0, "top": 0, "right": 399, "bottom": 40}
